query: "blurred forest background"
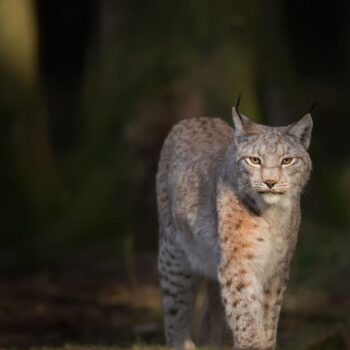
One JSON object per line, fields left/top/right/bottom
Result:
{"left": 1, "top": 0, "right": 350, "bottom": 349}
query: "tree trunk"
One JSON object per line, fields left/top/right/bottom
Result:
{"left": 0, "top": 0, "right": 66, "bottom": 212}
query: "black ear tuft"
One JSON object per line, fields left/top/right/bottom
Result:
{"left": 309, "top": 101, "right": 318, "bottom": 114}
{"left": 235, "top": 93, "right": 242, "bottom": 117}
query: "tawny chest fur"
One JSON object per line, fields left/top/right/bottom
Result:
{"left": 218, "top": 190, "right": 294, "bottom": 286}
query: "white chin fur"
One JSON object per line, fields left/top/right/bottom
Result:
{"left": 261, "top": 193, "right": 282, "bottom": 204}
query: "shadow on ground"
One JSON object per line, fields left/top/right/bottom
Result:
{"left": 0, "top": 252, "right": 162, "bottom": 349}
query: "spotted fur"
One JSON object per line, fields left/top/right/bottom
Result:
{"left": 156, "top": 108, "right": 312, "bottom": 349}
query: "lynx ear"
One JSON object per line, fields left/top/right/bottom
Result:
{"left": 232, "top": 106, "right": 263, "bottom": 142}
{"left": 286, "top": 113, "right": 313, "bottom": 149}
{"left": 232, "top": 106, "right": 248, "bottom": 136}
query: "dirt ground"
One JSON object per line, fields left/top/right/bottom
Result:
{"left": 1, "top": 249, "right": 350, "bottom": 350}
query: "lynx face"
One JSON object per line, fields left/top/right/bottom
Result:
{"left": 232, "top": 109, "right": 312, "bottom": 204}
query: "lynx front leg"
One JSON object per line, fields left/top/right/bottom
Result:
{"left": 158, "top": 239, "right": 197, "bottom": 350}
{"left": 264, "top": 274, "right": 289, "bottom": 348}
{"left": 219, "top": 262, "right": 267, "bottom": 349}
{"left": 217, "top": 183, "right": 271, "bottom": 349}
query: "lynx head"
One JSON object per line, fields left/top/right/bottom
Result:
{"left": 232, "top": 104, "right": 312, "bottom": 205}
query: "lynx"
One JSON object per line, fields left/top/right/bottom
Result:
{"left": 156, "top": 100, "right": 312, "bottom": 350}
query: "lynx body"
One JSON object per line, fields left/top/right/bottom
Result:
{"left": 156, "top": 106, "right": 312, "bottom": 349}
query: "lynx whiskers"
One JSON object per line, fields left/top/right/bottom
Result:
{"left": 156, "top": 102, "right": 312, "bottom": 349}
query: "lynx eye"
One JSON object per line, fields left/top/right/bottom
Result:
{"left": 246, "top": 157, "right": 262, "bottom": 166}
{"left": 281, "top": 157, "right": 294, "bottom": 165}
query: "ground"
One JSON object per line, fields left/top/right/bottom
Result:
{"left": 1, "top": 222, "right": 350, "bottom": 350}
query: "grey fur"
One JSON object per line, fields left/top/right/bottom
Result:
{"left": 156, "top": 109, "right": 312, "bottom": 349}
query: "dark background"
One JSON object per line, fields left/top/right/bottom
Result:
{"left": 0, "top": 0, "right": 350, "bottom": 349}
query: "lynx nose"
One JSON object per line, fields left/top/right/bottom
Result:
{"left": 264, "top": 179, "right": 278, "bottom": 188}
